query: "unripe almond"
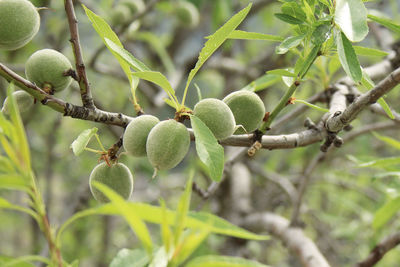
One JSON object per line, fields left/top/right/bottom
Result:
{"left": 146, "top": 120, "right": 190, "bottom": 170}
{"left": 0, "top": 0, "right": 40, "bottom": 50}
{"left": 223, "top": 90, "right": 265, "bottom": 134}
{"left": 25, "top": 49, "right": 73, "bottom": 93}
{"left": 123, "top": 115, "right": 160, "bottom": 157}
{"left": 193, "top": 98, "right": 235, "bottom": 140}
{"left": 176, "top": 1, "right": 199, "bottom": 28}
{"left": 2, "top": 90, "right": 34, "bottom": 115}
{"left": 89, "top": 162, "right": 134, "bottom": 203}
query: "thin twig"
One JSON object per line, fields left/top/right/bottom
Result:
{"left": 65, "top": 0, "right": 95, "bottom": 108}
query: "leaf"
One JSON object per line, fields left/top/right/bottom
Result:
{"left": 174, "top": 175, "right": 193, "bottom": 244}
{"left": 185, "top": 255, "right": 270, "bottom": 267}
{"left": 274, "top": 13, "right": 304, "bottom": 24}
{"left": 353, "top": 46, "right": 389, "bottom": 57}
{"left": 295, "top": 99, "right": 329, "bottom": 112}
{"left": 0, "top": 174, "right": 30, "bottom": 191}
{"left": 1, "top": 255, "right": 50, "bottom": 267}
{"left": 0, "top": 197, "right": 38, "bottom": 221}
{"left": 275, "top": 34, "right": 306, "bottom": 54}
{"left": 110, "top": 249, "right": 149, "bottom": 267}
{"left": 226, "top": 30, "right": 283, "bottom": 42}
{"left": 241, "top": 74, "right": 281, "bottom": 92}
{"left": 57, "top": 202, "right": 268, "bottom": 245}
{"left": 336, "top": 31, "right": 362, "bottom": 83}
{"left": 334, "top": 0, "right": 368, "bottom": 42}
{"left": 297, "top": 44, "right": 321, "bottom": 78}
{"left": 190, "top": 115, "right": 224, "bottom": 182}
{"left": 266, "top": 69, "right": 296, "bottom": 77}
{"left": 372, "top": 132, "right": 400, "bottom": 150}
{"left": 311, "top": 23, "right": 332, "bottom": 45}
{"left": 0, "top": 256, "right": 36, "bottom": 267}
{"left": 358, "top": 157, "right": 400, "bottom": 168}
{"left": 70, "top": 128, "right": 98, "bottom": 156}
{"left": 105, "top": 38, "right": 150, "bottom": 72}
{"left": 361, "top": 71, "right": 394, "bottom": 119}
{"left": 368, "top": 14, "right": 400, "bottom": 35}
{"left": 149, "top": 247, "right": 168, "bottom": 267}
{"left": 172, "top": 230, "right": 210, "bottom": 266}
{"left": 92, "top": 182, "right": 153, "bottom": 255}
{"left": 82, "top": 6, "right": 133, "bottom": 82}
{"left": 183, "top": 4, "right": 252, "bottom": 103}
{"left": 131, "top": 71, "right": 178, "bottom": 107}
{"left": 373, "top": 196, "right": 400, "bottom": 230}
{"left": 159, "top": 199, "right": 173, "bottom": 252}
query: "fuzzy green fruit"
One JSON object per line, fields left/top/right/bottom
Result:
{"left": 25, "top": 49, "right": 73, "bottom": 93}
{"left": 146, "top": 120, "right": 190, "bottom": 170}
{"left": 176, "top": 1, "right": 199, "bottom": 28}
{"left": 120, "top": 0, "right": 145, "bottom": 15}
{"left": 2, "top": 90, "right": 34, "bottom": 115}
{"left": 89, "top": 162, "right": 134, "bottom": 203}
{"left": 193, "top": 98, "right": 235, "bottom": 140}
{"left": 123, "top": 115, "right": 160, "bottom": 157}
{"left": 0, "top": 0, "right": 40, "bottom": 50}
{"left": 223, "top": 90, "right": 265, "bottom": 134}
{"left": 110, "top": 5, "right": 131, "bottom": 25}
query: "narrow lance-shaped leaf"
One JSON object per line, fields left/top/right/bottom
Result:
{"left": 226, "top": 30, "right": 283, "bottom": 41}
{"left": 368, "top": 14, "right": 400, "bottom": 35}
{"left": 92, "top": 182, "right": 153, "bottom": 255}
{"left": 70, "top": 128, "right": 98, "bottom": 156}
{"left": 186, "top": 255, "right": 270, "bottom": 267}
{"left": 372, "top": 132, "right": 400, "bottom": 150}
{"left": 275, "top": 34, "right": 306, "bottom": 54}
{"left": 274, "top": 13, "right": 304, "bottom": 24}
{"left": 174, "top": 175, "right": 193, "bottom": 244}
{"left": 353, "top": 46, "right": 388, "bottom": 57}
{"left": 110, "top": 249, "right": 149, "bottom": 267}
{"left": 373, "top": 196, "right": 400, "bottom": 230}
{"left": 182, "top": 3, "right": 252, "bottom": 104}
{"left": 190, "top": 115, "right": 224, "bottom": 182}
{"left": 334, "top": 0, "right": 368, "bottom": 42}
{"left": 336, "top": 31, "right": 362, "bottom": 83}
{"left": 361, "top": 71, "right": 394, "bottom": 119}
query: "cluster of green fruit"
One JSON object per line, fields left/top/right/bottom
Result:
{"left": 89, "top": 91, "right": 265, "bottom": 203}
{"left": 1, "top": 0, "right": 73, "bottom": 113}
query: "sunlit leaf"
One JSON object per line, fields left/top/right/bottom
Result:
{"left": 368, "top": 14, "right": 400, "bottom": 35}
{"left": 226, "top": 30, "right": 283, "bottom": 41}
{"left": 276, "top": 34, "right": 306, "bottom": 54}
{"left": 373, "top": 196, "right": 400, "bottom": 230}
{"left": 186, "top": 255, "right": 270, "bottom": 267}
{"left": 110, "top": 249, "right": 149, "bottom": 267}
{"left": 358, "top": 157, "right": 400, "bottom": 168}
{"left": 334, "top": 0, "right": 368, "bottom": 42}
{"left": 190, "top": 115, "right": 224, "bottom": 182}
{"left": 336, "top": 31, "right": 362, "bottom": 83}
{"left": 70, "top": 128, "right": 98, "bottom": 156}
{"left": 372, "top": 132, "right": 400, "bottom": 150}
{"left": 353, "top": 46, "right": 388, "bottom": 57}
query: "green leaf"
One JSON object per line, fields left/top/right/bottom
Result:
{"left": 131, "top": 71, "right": 178, "bottom": 108}
{"left": 70, "top": 128, "right": 98, "bottom": 156}
{"left": 0, "top": 174, "right": 30, "bottom": 191}
{"left": 266, "top": 69, "right": 296, "bottom": 77}
{"left": 6, "top": 83, "right": 31, "bottom": 173}
{"left": 0, "top": 256, "right": 36, "bottom": 267}
{"left": 110, "top": 249, "right": 149, "bottom": 267}
{"left": 361, "top": 71, "right": 395, "bottom": 119}
{"left": 241, "top": 74, "right": 281, "bottom": 92}
{"left": 336, "top": 31, "right": 362, "bottom": 83}
{"left": 295, "top": 99, "right": 329, "bottom": 112}
{"left": 174, "top": 175, "right": 193, "bottom": 244}
{"left": 0, "top": 197, "right": 39, "bottom": 221}
{"left": 372, "top": 132, "right": 400, "bottom": 150}
{"left": 274, "top": 13, "right": 304, "bottom": 24}
{"left": 172, "top": 229, "right": 210, "bottom": 266}
{"left": 57, "top": 202, "right": 268, "bottom": 245}
{"left": 358, "top": 157, "right": 400, "bottom": 168}
{"left": 160, "top": 199, "right": 173, "bottom": 252}
{"left": 185, "top": 255, "right": 270, "bottom": 267}
{"left": 82, "top": 5, "right": 133, "bottom": 82}
{"left": 353, "top": 46, "right": 389, "bottom": 57}
{"left": 297, "top": 44, "right": 321, "bottom": 78}
{"left": 334, "top": 0, "right": 368, "bottom": 42}
{"left": 368, "top": 14, "right": 400, "bottom": 35}
{"left": 227, "top": 30, "right": 283, "bottom": 42}
{"left": 190, "top": 115, "right": 224, "bottom": 182}
{"left": 373, "top": 196, "right": 400, "bottom": 230}
{"left": 149, "top": 247, "right": 168, "bottom": 267}
{"left": 182, "top": 3, "right": 252, "bottom": 104}
{"left": 311, "top": 24, "right": 331, "bottom": 45}
{"left": 105, "top": 38, "right": 150, "bottom": 72}
{"left": 1, "top": 255, "right": 50, "bottom": 267}
{"left": 92, "top": 182, "right": 153, "bottom": 255}
{"left": 275, "top": 34, "right": 306, "bottom": 54}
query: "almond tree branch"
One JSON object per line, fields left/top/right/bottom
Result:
{"left": 357, "top": 231, "right": 400, "bottom": 267}
{"left": 64, "top": 0, "right": 95, "bottom": 108}
{"left": 244, "top": 212, "right": 331, "bottom": 267}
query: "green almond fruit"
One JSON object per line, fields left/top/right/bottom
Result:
{"left": 193, "top": 98, "right": 235, "bottom": 140}
{"left": 25, "top": 49, "right": 73, "bottom": 93}
{"left": 0, "top": 0, "right": 40, "bottom": 50}
{"left": 89, "top": 162, "right": 134, "bottom": 203}
{"left": 176, "top": 1, "right": 200, "bottom": 28}
{"left": 2, "top": 90, "right": 34, "bottom": 115}
{"left": 223, "top": 90, "right": 265, "bottom": 134}
{"left": 146, "top": 120, "right": 190, "bottom": 171}
{"left": 123, "top": 115, "right": 160, "bottom": 157}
